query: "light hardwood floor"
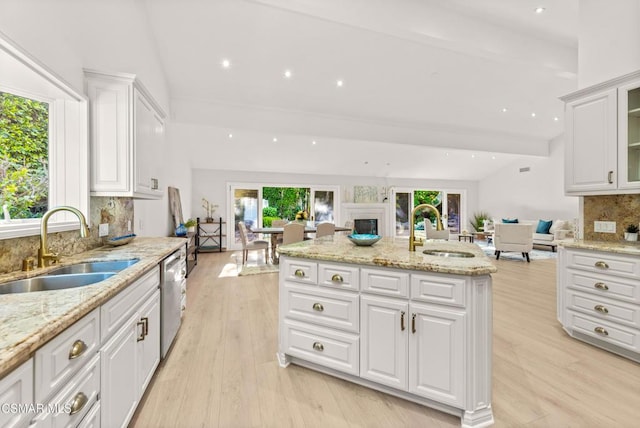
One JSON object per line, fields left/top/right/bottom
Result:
{"left": 131, "top": 251, "right": 640, "bottom": 427}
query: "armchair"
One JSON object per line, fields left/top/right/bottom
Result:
{"left": 493, "top": 223, "right": 534, "bottom": 262}
{"left": 424, "top": 221, "right": 449, "bottom": 240}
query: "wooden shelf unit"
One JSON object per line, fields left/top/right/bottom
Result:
{"left": 186, "top": 233, "right": 197, "bottom": 277}
{"left": 196, "top": 217, "right": 226, "bottom": 253}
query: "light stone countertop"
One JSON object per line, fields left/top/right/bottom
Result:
{"left": 559, "top": 239, "right": 640, "bottom": 256}
{"left": 278, "top": 235, "right": 497, "bottom": 276}
{"left": 0, "top": 237, "right": 186, "bottom": 378}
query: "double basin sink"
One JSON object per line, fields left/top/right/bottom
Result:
{"left": 0, "top": 259, "right": 139, "bottom": 295}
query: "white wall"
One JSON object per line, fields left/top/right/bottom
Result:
{"left": 478, "top": 136, "right": 579, "bottom": 222}
{"left": 0, "top": 0, "right": 173, "bottom": 237}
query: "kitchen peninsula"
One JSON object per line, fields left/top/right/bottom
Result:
{"left": 277, "top": 236, "right": 496, "bottom": 428}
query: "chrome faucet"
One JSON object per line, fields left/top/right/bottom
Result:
{"left": 409, "top": 203, "right": 444, "bottom": 251}
{"left": 38, "top": 206, "right": 90, "bottom": 268}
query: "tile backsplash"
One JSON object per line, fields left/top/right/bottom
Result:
{"left": 583, "top": 194, "right": 640, "bottom": 241}
{"left": 0, "top": 197, "right": 134, "bottom": 274}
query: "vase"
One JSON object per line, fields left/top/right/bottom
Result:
{"left": 624, "top": 232, "right": 638, "bottom": 241}
{"left": 175, "top": 223, "right": 187, "bottom": 237}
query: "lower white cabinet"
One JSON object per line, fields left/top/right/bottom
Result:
{"left": 278, "top": 257, "right": 493, "bottom": 428}
{"left": 101, "top": 288, "right": 160, "bottom": 428}
{"left": 0, "top": 358, "right": 33, "bottom": 428}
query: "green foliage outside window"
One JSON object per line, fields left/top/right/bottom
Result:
{"left": 413, "top": 190, "right": 442, "bottom": 223}
{"left": 0, "top": 92, "right": 49, "bottom": 219}
{"left": 262, "top": 187, "right": 309, "bottom": 224}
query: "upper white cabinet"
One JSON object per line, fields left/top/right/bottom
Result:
{"left": 84, "top": 70, "right": 166, "bottom": 199}
{"left": 562, "top": 70, "right": 640, "bottom": 195}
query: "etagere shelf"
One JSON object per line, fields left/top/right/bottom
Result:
{"left": 196, "top": 217, "right": 226, "bottom": 253}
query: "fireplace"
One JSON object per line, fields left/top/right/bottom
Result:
{"left": 354, "top": 219, "right": 378, "bottom": 235}
{"left": 341, "top": 203, "right": 389, "bottom": 236}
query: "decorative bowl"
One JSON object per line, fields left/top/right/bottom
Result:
{"left": 347, "top": 234, "right": 382, "bottom": 246}
{"left": 106, "top": 234, "right": 136, "bottom": 247}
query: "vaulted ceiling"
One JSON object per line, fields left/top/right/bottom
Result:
{"left": 143, "top": 0, "right": 579, "bottom": 180}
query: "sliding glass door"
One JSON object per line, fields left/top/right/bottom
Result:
{"left": 311, "top": 187, "right": 336, "bottom": 223}
{"left": 392, "top": 187, "right": 464, "bottom": 238}
{"left": 230, "top": 185, "right": 261, "bottom": 249}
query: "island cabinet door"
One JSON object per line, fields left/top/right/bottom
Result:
{"left": 360, "top": 294, "right": 408, "bottom": 390}
{"left": 408, "top": 302, "right": 465, "bottom": 407}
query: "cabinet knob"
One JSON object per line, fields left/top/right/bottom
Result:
{"left": 594, "top": 305, "right": 609, "bottom": 314}
{"left": 294, "top": 269, "right": 305, "bottom": 278}
{"left": 594, "top": 261, "right": 609, "bottom": 269}
{"left": 68, "top": 340, "right": 87, "bottom": 360}
{"left": 594, "top": 326, "right": 609, "bottom": 336}
{"left": 594, "top": 282, "right": 609, "bottom": 291}
{"left": 331, "top": 274, "right": 343, "bottom": 283}
{"left": 69, "top": 392, "right": 88, "bottom": 415}
{"left": 312, "top": 303, "right": 324, "bottom": 312}
{"left": 312, "top": 342, "right": 324, "bottom": 352}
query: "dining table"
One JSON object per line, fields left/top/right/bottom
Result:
{"left": 249, "top": 224, "right": 352, "bottom": 263}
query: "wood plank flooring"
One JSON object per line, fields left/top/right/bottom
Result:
{"left": 131, "top": 251, "right": 640, "bottom": 427}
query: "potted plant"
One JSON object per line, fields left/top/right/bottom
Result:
{"left": 624, "top": 224, "right": 638, "bottom": 241}
{"left": 470, "top": 211, "right": 491, "bottom": 233}
{"left": 184, "top": 218, "right": 197, "bottom": 233}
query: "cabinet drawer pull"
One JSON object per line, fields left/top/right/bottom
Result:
{"left": 607, "top": 170, "right": 614, "bottom": 184}
{"left": 137, "top": 321, "right": 145, "bottom": 342}
{"left": 69, "top": 392, "right": 88, "bottom": 415}
{"left": 594, "top": 261, "right": 609, "bottom": 269}
{"left": 400, "top": 311, "right": 405, "bottom": 331}
{"left": 594, "top": 326, "right": 609, "bottom": 336}
{"left": 411, "top": 313, "right": 417, "bottom": 334}
{"left": 594, "top": 305, "right": 609, "bottom": 314}
{"left": 312, "top": 342, "right": 324, "bottom": 352}
{"left": 141, "top": 317, "right": 149, "bottom": 336}
{"left": 594, "top": 282, "right": 609, "bottom": 291}
{"left": 68, "top": 340, "right": 87, "bottom": 360}
{"left": 331, "top": 274, "right": 343, "bottom": 283}
{"left": 294, "top": 269, "right": 305, "bottom": 278}
{"left": 312, "top": 303, "right": 324, "bottom": 312}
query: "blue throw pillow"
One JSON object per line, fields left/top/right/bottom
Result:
{"left": 536, "top": 219, "right": 553, "bottom": 234}
{"left": 502, "top": 218, "right": 519, "bottom": 223}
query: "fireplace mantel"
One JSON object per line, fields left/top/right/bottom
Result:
{"left": 341, "top": 203, "right": 391, "bottom": 236}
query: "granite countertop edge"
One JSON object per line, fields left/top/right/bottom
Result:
{"left": 278, "top": 236, "right": 497, "bottom": 276}
{"left": 559, "top": 239, "right": 640, "bottom": 256}
{"left": 0, "top": 237, "right": 186, "bottom": 378}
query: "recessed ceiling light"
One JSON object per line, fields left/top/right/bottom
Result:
{"left": 492, "top": 155, "right": 496, "bottom": 160}
{"left": 535, "top": 7, "right": 546, "bottom": 14}
{"left": 312, "top": 140, "right": 317, "bottom": 145}
{"left": 445, "top": 152, "right": 450, "bottom": 157}
{"left": 336, "top": 79, "right": 344, "bottom": 87}
{"left": 554, "top": 117, "right": 559, "bottom": 121}
{"left": 273, "top": 137, "right": 278, "bottom": 142}
{"left": 531, "top": 112, "right": 536, "bottom": 118}
{"left": 221, "top": 59, "right": 231, "bottom": 69}
{"left": 471, "top": 154, "right": 476, "bottom": 158}
{"left": 501, "top": 108, "right": 508, "bottom": 113}
{"left": 228, "top": 133, "right": 233, "bottom": 139}
{"left": 284, "top": 69, "right": 292, "bottom": 79}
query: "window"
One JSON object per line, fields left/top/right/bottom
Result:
{"left": 392, "top": 188, "right": 465, "bottom": 237}
{"left": 0, "top": 34, "right": 88, "bottom": 239}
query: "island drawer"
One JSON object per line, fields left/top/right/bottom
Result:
{"left": 566, "top": 269, "right": 639, "bottom": 304}
{"left": 566, "top": 290, "right": 640, "bottom": 328}
{"left": 566, "top": 310, "right": 640, "bottom": 352}
{"left": 282, "top": 319, "right": 359, "bottom": 376}
{"left": 318, "top": 263, "right": 360, "bottom": 291}
{"left": 410, "top": 273, "right": 466, "bottom": 307}
{"left": 283, "top": 282, "right": 359, "bottom": 333}
{"left": 361, "top": 268, "right": 409, "bottom": 298}
{"left": 564, "top": 249, "right": 640, "bottom": 279}
{"left": 34, "top": 308, "right": 100, "bottom": 403}
{"left": 281, "top": 258, "right": 317, "bottom": 285}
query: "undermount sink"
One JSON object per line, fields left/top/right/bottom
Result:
{"left": 0, "top": 272, "right": 116, "bottom": 295}
{"left": 423, "top": 250, "right": 475, "bottom": 258}
{"left": 48, "top": 259, "right": 139, "bottom": 275}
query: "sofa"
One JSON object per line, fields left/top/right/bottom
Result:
{"left": 487, "top": 218, "right": 574, "bottom": 252}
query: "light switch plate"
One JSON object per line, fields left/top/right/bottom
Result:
{"left": 99, "top": 223, "right": 109, "bottom": 237}
{"left": 594, "top": 221, "right": 616, "bottom": 233}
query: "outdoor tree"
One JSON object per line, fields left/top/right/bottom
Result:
{"left": 0, "top": 92, "right": 49, "bottom": 219}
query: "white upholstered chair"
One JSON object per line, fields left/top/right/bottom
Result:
{"left": 493, "top": 223, "right": 534, "bottom": 262}
{"left": 424, "top": 221, "right": 449, "bottom": 240}
{"left": 282, "top": 222, "right": 306, "bottom": 245}
{"left": 237, "top": 221, "right": 269, "bottom": 265}
{"left": 315, "top": 222, "right": 335, "bottom": 238}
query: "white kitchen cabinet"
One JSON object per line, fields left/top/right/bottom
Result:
{"left": 84, "top": 70, "right": 165, "bottom": 199}
{"left": 558, "top": 246, "right": 640, "bottom": 362}
{"left": 278, "top": 258, "right": 493, "bottom": 428}
{"left": 0, "top": 358, "right": 33, "bottom": 428}
{"left": 136, "top": 291, "right": 160, "bottom": 396}
{"left": 561, "top": 70, "right": 640, "bottom": 195}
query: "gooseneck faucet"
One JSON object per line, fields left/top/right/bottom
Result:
{"left": 38, "top": 206, "right": 90, "bottom": 268}
{"left": 409, "top": 203, "right": 444, "bottom": 251}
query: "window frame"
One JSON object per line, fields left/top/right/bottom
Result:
{"left": 0, "top": 32, "right": 89, "bottom": 240}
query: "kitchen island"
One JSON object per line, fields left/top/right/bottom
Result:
{"left": 277, "top": 236, "right": 496, "bottom": 428}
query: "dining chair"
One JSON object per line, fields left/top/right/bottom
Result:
{"left": 315, "top": 222, "right": 335, "bottom": 238}
{"left": 282, "top": 222, "right": 305, "bottom": 245}
{"left": 237, "top": 221, "right": 269, "bottom": 265}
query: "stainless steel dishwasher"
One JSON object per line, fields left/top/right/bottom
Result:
{"left": 160, "top": 247, "right": 186, "bottom": 359}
